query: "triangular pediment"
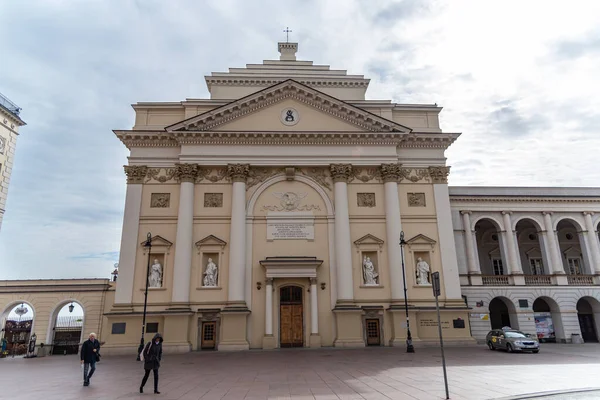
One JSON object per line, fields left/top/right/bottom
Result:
{"left": 140, "top": 235, "right": 173, "bottom": 248}
{"left": 406, "top": 234, "right": 437, "bottom": 246}
{"left": 165, "top": 80, "right": 412, "bottom": 133}
{"left": 195, "top": 235, "right": 227, "bottom": 248}
{"left": 354, "top": 234, "right": 385, "bottom": 246}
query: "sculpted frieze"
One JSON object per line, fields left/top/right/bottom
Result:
{"left": 300, "top": 167, "right": 332, "bottom": 190}
{"left": 399, "top": 168, "right": 430, "bottom": 183}
{"left": 247, "top": 167, "right": 284, "bottom": 189}
{"left": 352, "top": 167, "right": 381, "bottom": 183}
{"left": 196, "top": 167, "right": 228, "bottom": 183}
{"left": 261, "top": 192, "right": 321, "bottom": 212}
{"left": 146, "top": 167, "right": 176, "bottom": 183}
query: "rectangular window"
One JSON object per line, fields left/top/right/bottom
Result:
{"left": 146, "top": 322, "right": 159, "bottom": 334}
{"left": 492, "top": 258, "right": 504, "bottom": 275}
{"left": 529, "top": 258, "right": 544, "bottom": 275}
{"left": 568, "top": 258, "right": 582, "bottom": 275}
{"left": 111, "top": 322, "right": 126, "bottom": 334}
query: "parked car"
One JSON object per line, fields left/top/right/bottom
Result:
{"left": 486, "top": 329, "right": 540, "bottom": 353}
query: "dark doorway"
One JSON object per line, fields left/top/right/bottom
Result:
{"left": 200, "top": 321, "right": 217, "bottom": 349}
{"left": 577, "top": 298, "right": 598, "bottom": 343}
{"left": 280, "top": 286, "right": 303, "bottom": 348}
{"left": 489, "top": 297, "right": 511, "bottom": 329}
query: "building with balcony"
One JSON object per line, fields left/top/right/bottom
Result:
{"left": 0, "top": 91, "right": 26, "bottom": 232}
{"left": 452, "top": 187, "right": 600, "bottom": 343}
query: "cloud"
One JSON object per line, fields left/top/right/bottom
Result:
{"left": 552, "top": 31, "right": 600, "bottom": 59}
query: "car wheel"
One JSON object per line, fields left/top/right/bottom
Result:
{"left": 532, "top": 350, "right": 539, "bottom": 354}
{"left": 487, "top": 341, "right": 495, "bottom": 350}
{"left": 506, "top": 343, "right": 513, "bottom": 353}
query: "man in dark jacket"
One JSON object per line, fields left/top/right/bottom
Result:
{"left": 80, "top": 332, "right": 100, "bottom": 386}
{"left": 140, "top": 333, "right": 163, "bottom": 394}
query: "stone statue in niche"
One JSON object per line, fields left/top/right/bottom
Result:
{"left": 148, "top": 259, "right": 163, "bottom": 288}
{"left": 416, "top": 257, "right": 431, "bottom": 285}
{"left": 363, "top": 256, "right": 379, "bottom": 285}
{"left": 203, "top": 258, "right": 219, "bottom": 287}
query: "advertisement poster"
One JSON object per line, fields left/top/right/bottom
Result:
{"left": 534, "top": 312, "right": 556, "bottom": 341}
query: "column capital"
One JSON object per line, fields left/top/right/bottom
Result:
{"left": 460, "top": 210, "right": 472, "bottom": 215}
{"left": 501, "top": 210, "right": 513, "bottom": 216}
{"left": 583, "top": 211, "right": 595, "bottom": 217}
{"left": 379, "top": 163, "right": 402, "bottom": 183}
{"left": 124, "top": 165, "right": 148, "bottom": 184}
{"left": 175, "top": 163, "right": 199, "bottom": 183}
{"left": 428, "top": 166, "right": 450, "bottom": 184}
{"left": 329, "top": 164, "right": 353, "bottom": 183}
{"left": 541, "top": 211, "right": 554, "bottom": 216}
{"left": 309, "top": 277, "right": 318, "bottom": 285}
{"left": 227, "top": 163, "right": 250, "bottom": 182}
{"left": 265, "top": 278, "right": 274, "bottom": 285}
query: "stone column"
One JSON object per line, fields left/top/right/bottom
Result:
{"left": 330, "top": 164, "right": 363, "bottom": 348}
{"left": 171, "top": 164, "right": 198, "bottom": 305}
{"left": 115, "top": 165, "right": 147, "bottom": 305}
{"left": 310, "top": 278, "right": 319, "bottom": 335}
{"left": 461, "top": 211, "right": 481, "bottom": 274}
{"left": 542, "top": 212, "right": 566, "bottom": 274}
{"left": 330, "top": 164, "right": 355, "bottom": 305}
{"left": 583, "top": 212, "right": 600, "bottom": 274}
{"left": 502, "top": 211, "right": 523, "bottom": 275}
{"left": 265, "top": 278, "right": 273, "bottom": 335}
{"left": 226, "top": 163, "right": 250, "bottom": 306}
{"left": 380, "top": 163, "right": 405, "bottom": 302}
{"left": 220, "top": 164, "right": 251, "bottom": 351}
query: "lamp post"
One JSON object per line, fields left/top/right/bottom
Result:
{"left": 137, "top": 232, "right": 152, "bottom": 361}
{"left": 399, "top": 231, "right": 415, "bottom": 353}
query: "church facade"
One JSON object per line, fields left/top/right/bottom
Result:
{"left": 4, "top": 42, "right": 599, "bottom": 355}
{"left": 106, "top": 42, "right": 473, "bottom": 353}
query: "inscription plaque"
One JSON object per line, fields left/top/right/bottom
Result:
{"left": 266, "top": 212, "right": 315, "bottom": 240}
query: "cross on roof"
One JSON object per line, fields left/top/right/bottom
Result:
{"left": 283, "top": 27, "right": 292, "bottom": 42}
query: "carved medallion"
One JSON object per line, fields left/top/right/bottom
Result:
{"left": 204, "top": 193, "right": 223, "bottom": 208}
{"left": 407, "top": 193, "right": 426, "bottom": 207}
{"left": 357, "top": 193, "right": 376, "bottom": 208}
{"left": 150, "top": 193, "right": 170, "bottom": 208}
{"left": 280, "top": 108, "right": 299, "bottom": 126}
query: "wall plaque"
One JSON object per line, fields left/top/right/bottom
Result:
{"left": 266, "top": 212, "right": 314, "bottom": 240}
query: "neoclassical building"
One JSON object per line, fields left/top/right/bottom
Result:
{"left": 2, "top": 43, "right": 599, "bottom": 354}
{"left": 106, "top": 42, "right": 471, "bottom": 353}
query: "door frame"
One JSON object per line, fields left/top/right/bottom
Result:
{"left": 277, "top": 284, "right": 306, "bottom": 348}
{"left": 361, "top": 308, "right": 384, "bottom": 347}
{"left": 197, "top": 311, "right": 221, "bottom": 351}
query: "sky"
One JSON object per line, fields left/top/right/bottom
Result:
{"left": 0, "top": 0, "right": 599, "bottom": 280}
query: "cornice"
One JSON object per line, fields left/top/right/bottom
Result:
{"left": 114, "top": 130, "right": 178, "bottom": 148}
{"left": 398, "top": 133, "right": 461, "bottom": 149}
{"left": 450, "top": 196, "right": 600, "bottom": 204}
{"left": 173, "top": 131, "right": 405, "bottom": 145}
{"left": 205, "top": 77, "right": 370, "bottom": 90}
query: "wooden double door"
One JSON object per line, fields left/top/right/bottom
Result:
{"left": 280, "top": 286, "right": 304, "bottom": 348}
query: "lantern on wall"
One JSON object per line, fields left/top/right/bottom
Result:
{"left": 68, "top": 303, "right": 75, "bottom": 313}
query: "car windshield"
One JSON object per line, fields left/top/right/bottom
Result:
{"left": 505, "top": 332, "right": 527, "bottom": 338}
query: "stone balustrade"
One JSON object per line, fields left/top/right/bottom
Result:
{"left": 567, "top": 275, "right": 594, "bottom": 286}
{"left": 524, "top": 275, "right": 552, "bottom": 286}
{"left": 482, "top": 275, "right": 510, "bottom": 286}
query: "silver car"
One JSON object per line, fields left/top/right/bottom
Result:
{"left": 486, "top": 329, "right": 540, "bottom": 353}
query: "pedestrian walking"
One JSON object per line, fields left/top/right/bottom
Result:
{"left": 80, "top": 332, "right": 101, "bottom": 386}
{"left": 140, "top": 333, "right": 163, "bottom": 394}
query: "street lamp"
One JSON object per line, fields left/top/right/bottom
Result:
{"left": 137, "top": 232, "right": 152, "bottom": 361}
{"left": 68, "top": 303, "right": 75, "bottom": 313}
{"left": 399, "top": 231, "right": 415, "bottom": 353}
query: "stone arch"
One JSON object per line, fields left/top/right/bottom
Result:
{"left": 556, "top": 218, "right": 589, "bottom": 274}
{"left": 247, "top": 174, "right": 334, "bottom": 217}
{"left": 0, "top": 300, "right": 36, "bottom": 355}
{"left": 512, "top": 215, "right": 544, "bottom": 231}
{"left": 488, "top": 295, "right": 519, "bottom": 330}
{"left": 515, "top": 218, "right": 547, "bottom": 275}
{"left": 473, "top": 217, "right": 506, "bottom": 276}
{"left": 471, "top": 215, "right": 504, "bottom": 232}
{"left": 553, "top": 216, "right": 585, "bottom": 232}
{"left": 532, "top": 296, "right": 564, "bottom": 342}
{"left": 45, "top": 299, "right": 87, "bottom": 351}
{"left": 576, "top": 296, "right": 600, "bottom": 343}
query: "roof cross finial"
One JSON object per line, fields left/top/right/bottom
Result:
{"left": 283, "top": 27, "right": 292, "bottom": 43}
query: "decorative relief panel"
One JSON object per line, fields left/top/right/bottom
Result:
{"left": 407, "top": 193, "right": 426, "bottom": 207}
{"left": 0, "top": 136, "right": 5, "bottom": 154}
{"left": 357, "top": 193, "right": 376, "bottom": 208}
{"left": 150, "top": 193, "right": 170, "bottom": 208}
{"left": 146, "top": 168, "right": 176, "bottom": 183}
{"left": 247, "top": 167, "right": 284, "bottom": 189}
{"left": 300, "top": 167, "right": 332, "bottom": 190}
{"left": 261, "top": 192, "right": 321, "bottom": 212}
{"left": 353, "top": 168, "right": 380, "bottom": 183}
{"left": 196, "top": 167, "right": 228, "bottom": 183}
{"left": 399, "top": 168, "right": 430, "bottom": 183}
{"left": 204, "top": 193, "right": 223, "bottom": 208}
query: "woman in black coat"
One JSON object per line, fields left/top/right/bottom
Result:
{"left": 140, "top": 333, "right": 163, "bottom": 394}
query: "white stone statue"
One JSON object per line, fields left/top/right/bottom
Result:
{"left": 362, "top": 256, "right": 379, "bottom": 285}
{"left": 203, "top": 258, "right": 218, "bottom": 287}
{"left": 416, "top": 257, "right": 431, "bottom": 285}
{"left": 148, "top": 259, "right": 163, "bottom": 288}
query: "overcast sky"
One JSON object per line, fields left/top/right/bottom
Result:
{"left": 0, "top": 0, "right": 599, "bottom": 280}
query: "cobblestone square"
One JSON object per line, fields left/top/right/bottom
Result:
{"left": 1, "top": 345, "right": 600, "bottom": 400}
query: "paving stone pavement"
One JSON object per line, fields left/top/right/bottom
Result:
{"left": 1, "top": 344, "right": 600, "bottom": 400}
